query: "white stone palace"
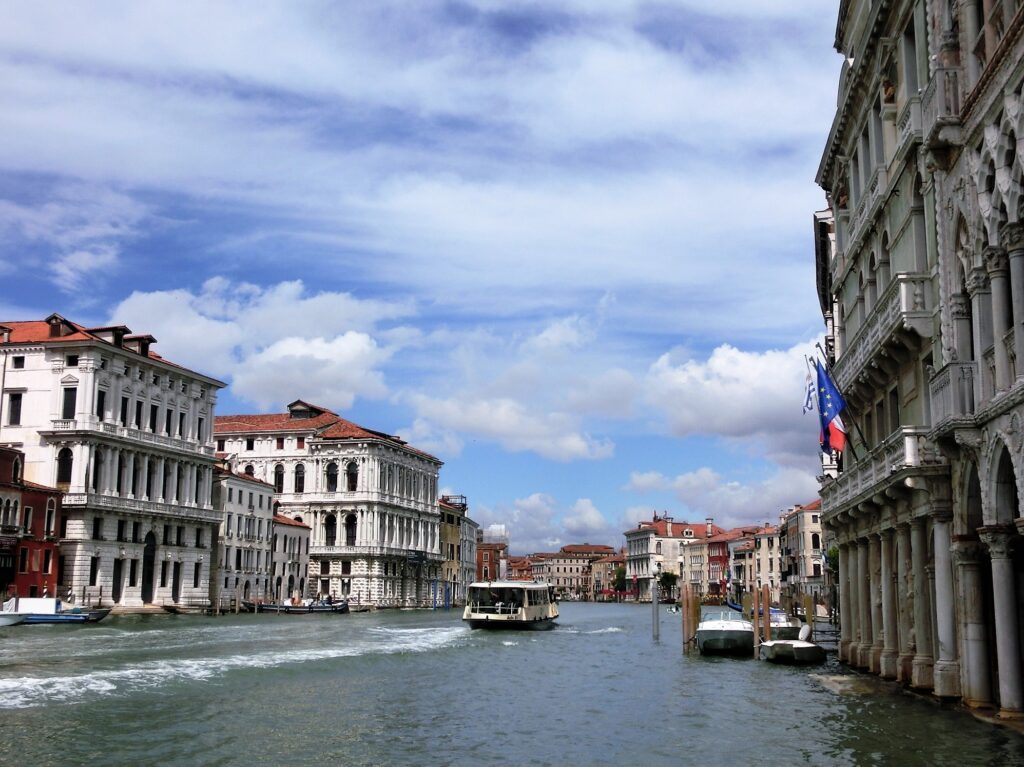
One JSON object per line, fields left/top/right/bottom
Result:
{"left": 214, "top": 400, "right": 443, "bottom": 607}
{"left": 0, "top": 314, "right": 224, "bottom": 608}
{"left": 817, "top": 0, "right": 1024, "bottom": 716}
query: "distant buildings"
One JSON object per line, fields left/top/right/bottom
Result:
{"left": 815, "top": 0, "right": 1024, "bottom": 715}
{"left": 211, "top": 463, "right": 275, "bottom": 608}
{"left": 624, "top": 515, "right": 724, "bottom": 602}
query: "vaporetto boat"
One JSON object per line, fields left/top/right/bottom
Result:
{"left": 462, "top": 580, "right": 559, "bottom": 630}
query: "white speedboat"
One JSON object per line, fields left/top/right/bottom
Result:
{"left": 696, "top": 610, "right": 755, "bottom": 655}
{"left": 0, "top": 612, "right": 25, "bottom": 626}
{"left": 759, "top": 624, "right": 827, "bottom": 665}
{"left": 766, "top": 609, "right": 803, "bottom": 640}
{"left": 463, "top": 580, "right": 559, "bottom": 630}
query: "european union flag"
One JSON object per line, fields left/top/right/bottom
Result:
{"left": 815, "top": 360, "right": 847, "bottom": 454}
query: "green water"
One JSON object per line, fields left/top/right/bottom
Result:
{"left": 1, "top": 602, "right": 1022, "bottom": 766}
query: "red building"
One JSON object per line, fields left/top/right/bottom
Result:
{"left": 0, "top": 447, "right": 62, "bottom": 599}
{"left": 477, "top": 542, "right": 507, "bottom": 581}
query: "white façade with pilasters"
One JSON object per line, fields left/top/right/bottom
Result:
{"left": 215, "top": 400, "right": 443, "bottom": 607}
{"left": 0, "top": 314, "right": 224, "bottom": 608}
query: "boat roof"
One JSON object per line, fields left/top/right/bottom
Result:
{"left": 468, "top": 580, "right": 551, "bottom": 589}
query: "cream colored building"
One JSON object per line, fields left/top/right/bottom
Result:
{"left": 215, "top": 400, "right": 442, "bottom": 607}
{"left": 817, "top": 0, "right": 1024, "bottom": 716}
{"left": 0, "top": 314, "right": 223, "bottom": 609}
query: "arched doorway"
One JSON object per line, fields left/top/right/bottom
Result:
{"left": 243, "top": 581, "right": 251, "bottom": 600}
{"left": 324, "top": 514, "right": 337, "bottom": 546}
{"left": 141, "top": 532, "right": 157, "bottom": 604}
{"left": 287, "top": 574, "right": 295, "bottom": 599}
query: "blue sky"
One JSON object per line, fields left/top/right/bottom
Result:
{"left": 0, "top": 1, "right": 841, "bottom": 554}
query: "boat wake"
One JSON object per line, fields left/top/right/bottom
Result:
{"left": 0, "top": 625, "right": 467, "bottom": 709}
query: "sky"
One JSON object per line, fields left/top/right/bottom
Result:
{"left": 0, "top": 1, "right": 842, "bottom": 555}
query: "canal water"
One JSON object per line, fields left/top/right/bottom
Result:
{"left": 2, "top": 602, "right": 1024, "bottom": 766}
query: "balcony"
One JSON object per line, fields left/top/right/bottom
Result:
{"left": 847, "top": 167, "right": 888, "bottom": 248}
{"left": 921, "top": 66, "right": 961, "bottom": 149}
{"left": 833, "top": 273, "right": 933, "bottom": 395}
{"left": 929, "top": 361, "right": 976, "bottom": 435}
{"left": 311, "top": 543, "right": 443, "bottom": 562}
{"left": 820, "top": 427, "right": 945, "bottom": 514}
{"left": 43, "top": 418, "right": 215, "bottom": 457}
{"left": 62, "top": 492, "right": 221, "bottom": 525}
{"left": 894, "top": 95, "right": 922, "bottom": 164}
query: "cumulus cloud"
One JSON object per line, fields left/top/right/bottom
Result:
{"left": 474, "top": 492, "right": 621, "bottom": 554}
{"left": 624, "top": 466, "right": 819, "bottom": 529}
{"left": 109, "top": 278, "right": 409, "bottom": 408}
{"left": 643, "top": 339, "right": 822, "bottom": 469}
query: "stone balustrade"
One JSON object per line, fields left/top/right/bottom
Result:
{"left": 62, "top": 491, "right": 220, "bottom": 524}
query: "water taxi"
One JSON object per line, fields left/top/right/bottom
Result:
{"left": 462, "top": 580, "right": 558, "bottom": 630}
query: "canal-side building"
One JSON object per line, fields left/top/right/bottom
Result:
{"left": 0, "top": 446, "right": 62, "bottom": 599}
{"left": 439, "top": 494, "right": 471, "bottom": 605}
{"left": 215, "top": 400, "right": 443, "bottom": 607}
{"left": 545, "top": 544, "right": 616, "bottom": 600}
{"left": 816, "top": 0, "right": 1024, "bottom": 715}
{"left": 779, "top": 500, "right": 827, "bottom": 601}
{"left": 211, "top": 463, "right": 275, "bottom": 608}
{"left": 591, "top": 550, "right": 625, "bottom": 600}
{"left": 0, "top": 314, "right": 224, "bottom": 608}
{"left": 625, "top": 515, "right": 723, "bottom": 601}
{"left": 272, "top": 513, "right": 310, "bottom": 602}
{"left": 477, "top": 540, "right": 507, "bottom": 581}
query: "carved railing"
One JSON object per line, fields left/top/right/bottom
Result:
{"left": 929, "top": 361, "right": 976, "bottom": 431}
{"left": 62, "top": 492, "right": 221, "bottom": 524}
{"left": 820, "top": 427, "right": 940, "bottom": 510}
{"left": 44, "top": 420, "right": 215, "bottom": 457}
{"left": 895, "top": 95, "right": 922, "bottom": 160}
{"left": 832, "top": 273, "right": 933, "bottom": 392}
{"left": 921, "top": 66, "right": 961, "bottom": 147}
{"left": 311, "top": 544, "right": 442, "bottom": 562}
{"left": 848, "top": 167, "right": 888, "bottom": 246}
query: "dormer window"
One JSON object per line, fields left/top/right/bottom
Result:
{"left": 684, "top": 529, "right": 694, "bottom": 538}
{"left": 66, "top": 354, "right": 79, "bottom": 367}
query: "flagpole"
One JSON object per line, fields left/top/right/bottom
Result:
{"left": 814, "top": 343, "right": 866, "bottom": 461}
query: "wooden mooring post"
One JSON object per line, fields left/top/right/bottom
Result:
{"left": 751, "top": 586, "right": 760, "bottom": 658}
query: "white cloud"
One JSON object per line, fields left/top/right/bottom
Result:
{"left": 562, "top": 498, "right": 609, "bottom": 538}
{"left": 625, "top": 466, "right": 819, "bottom": 529}
{"left": 643, "top": 340, "right": 822, "bottom": 468}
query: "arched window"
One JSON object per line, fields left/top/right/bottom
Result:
{"left": 92, "top": 450, "right": 104, "bottom": 492}
{"left": 324, "top": 514, "right": 337, "bottom": 546}
{"left": 294, "top": 464, "right": 305, "bottom": 494}
{"left": 274, "top": 464, "right": 284, "bottom": 494}
{"left": 56, "top": 447, "right": 73, "bottom": 487}
{"left": 345, "top": 514, "right": 357, "bottom": 546}
{"left": 326, "top": 463, "right": 338, "bottom": 493}
{"left": 811, "top": 532, "right": 821, "bottom": 550}
{"left": 346, "top": 461, "right": 358, "bottom": 492}
{"left": 656, "top": 541, "right": 662, "bottom": 555}
{"left": 243, "top": 464, "right": 254, "bottom": 476}
{"left": 12, "top": 458, "right": 21, "bottom": 484}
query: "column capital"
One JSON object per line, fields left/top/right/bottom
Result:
{"left": 1000, "top": 222, "right": 1024, "bottom": 254}
{"left": 950, "top": 292, "right": 971, "bottom": 319}
{"left": 967, "top": 266, "right": 990, "bottom": 295}
{"left": 978, "top": 525, "right": 1016, "bottom": 559}
{"left": 951, "top": 539, "right": 984, "bottom": 566}
{"left": 984, "top": 245, "right": 1010, "bottom": 277}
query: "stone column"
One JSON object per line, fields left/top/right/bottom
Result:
{"left": 858, "top": 538, "right": 872, "bottom": 668}
{"left": 869, "top": 533, "right": 884, "bottom": 673}
{"left": 845, "top": 538, "right": 859, "bottom": 664}
{"left": 880, "top": 528, "right": 899, "bottom": 678}
{"left": 73, "top": 442, "right": 91, "bottom": 492}
{"left": 1000, "top": 224, "right": 1024, "bottom": 374}
{"left": 895, "top": 523, "right": 915, "bottom": 682}
{"left": 932, "top": 514, "right": 962, "bottom": 697}
{"left": 954, "top": 540, "right": 991, "bottom": 707}
{"left": 984, "top": 246, "right": 1011, "bottom": 390}
{"left": 156, "top": 458, "right": 166, "bottom": 503}
{"left": 967, "top": 266, "right": 993, "bottom": 401}
{"left": 125, "top": 452, "right": 136, "bottom": 498}
{"left": 979, "top": 526, "right": 1023, "bottom": 715}
{"left": 912, "top": 516, "right": 938, "bottom": 688}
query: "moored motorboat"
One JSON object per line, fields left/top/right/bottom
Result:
{"left": 0, "top": 613, "right": 26, "bottom": 626}
{"left": 759, "top": 624, "right": 827, "bottom": 665}
{"left": 696, "top": 610, "right": 755, "bottom": 655}
{"left": 3, "top": 597, "right": 110, "bottom": 624}
{"left": 463, "top": 580, "right": 558, "bottom": 630}
{"left": 245, "top": 599, "right": 349, "bottom": 614}
{"left": 726, "top": 599, "right": 802, "bottom": 640}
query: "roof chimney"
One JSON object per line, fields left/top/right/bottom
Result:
{"left": 0, "top": 325, "right": 10, "bottom": 344}
{"left": 705, "top": 517, "right": 713, "bottom": 538}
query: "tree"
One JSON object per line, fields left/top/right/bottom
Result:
{"left": 612, "top": 566, "right": 626, "bottom": 594}
{"left": 658, "top": 571, "right": 678, "bottom": 601}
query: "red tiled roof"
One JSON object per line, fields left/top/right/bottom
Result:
{"left": 214, "top": 465, "right": 275, "bottom": 489}
{"left": 801, "top": 499, "right": 822, "bottom": 510}
{"left": 214, "top": 407, "right": 439, "bottom": 462}
{"left": 0, "top": 315, "right": 222, "bottom": 382}
{"left": 559, "top": 544, "right": 616, "bottom": 555}
{"left": 273, "top": 514, "right": 310, "bottom": 529}
{"left": 628, "top": 519, "right": 725, "bottom": 539}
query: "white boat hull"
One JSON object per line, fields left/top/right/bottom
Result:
{"left": 759, "top": 639, "right": 827, "bottom": 665}
{"left": 696, "top": 614, "right": 755, "bottom": 655}
{"left": 0, "top": 613, "right": 25, "bottom": 627}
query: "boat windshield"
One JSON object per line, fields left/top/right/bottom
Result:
{"left": 705, "top": 610, "right": 748, "bottom": 622}
{"left": 467, "top": 586, "right": 533, "bottom": 613}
